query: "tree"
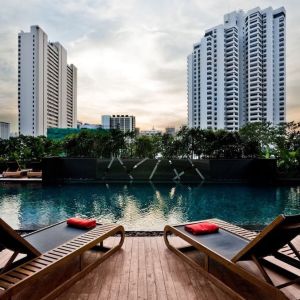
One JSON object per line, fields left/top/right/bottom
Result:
{"left": 134, "top": 136, "right": 156, "bottom": 158}
{"left": 176, "top": 126, "right": 192, "bottom": 158}
{"left": 239, "top": 122, "right": 276, "bottom": 158}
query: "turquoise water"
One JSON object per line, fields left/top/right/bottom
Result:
{"left": 0, "top": 183, "right": 299, "bottom": 230}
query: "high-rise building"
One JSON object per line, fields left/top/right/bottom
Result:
{"left": 188, "top": 7, "right": 286, "bottom": 131}
{"left": 101, "top": 115, "right": 111, "bottom": 130}
{"left": 18, "top": 25, "right": 77, "bottom": 136}
{"left": 0, "top": 122, "right": 10, "bottom": 139}
{"left": 101, "top": 115, "right": 136, "bottom": 132}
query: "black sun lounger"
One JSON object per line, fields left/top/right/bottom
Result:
{"left": 0, "top": 219, "right": 125, "bottom": 300}
{"left": 164, "top": 215, "right": 300, "bottom": 299}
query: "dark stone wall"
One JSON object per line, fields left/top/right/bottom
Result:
{"left": 42, "top": 157, "right": 277, "bottom": 183}
{"left": 0, "top": 161, "right": 7, "bottom": 173}
{"left": 208, "top": 159, "right": 276, "bottom": 182}
{"left": 42, "top": 157, "right": 64, "bottom": 184}
{"left": 63, "top": 158, "right": 96, "bottom": 179}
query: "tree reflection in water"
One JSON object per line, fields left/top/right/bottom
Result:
{"left": 0, "top": 183, "right": 299, "bottom": 230}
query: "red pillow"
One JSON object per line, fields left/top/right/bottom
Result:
{"left": 185, "top": 222, "right": 219, "bottom": 235}
{"left": 67, "top": 217, "right": 97, "bottom": 229}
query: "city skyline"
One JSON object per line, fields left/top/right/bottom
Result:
{"left": 0, "top": 0, "right": 299, "bottom": 132}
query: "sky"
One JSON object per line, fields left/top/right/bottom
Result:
{"left": 0, "top": 0, "right": 299, "bottom": 132}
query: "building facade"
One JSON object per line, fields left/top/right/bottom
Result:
{"left": 140, "top": 127, "right": 162, "bottom": 136}
{"left": 0, "top": 122, "right": 10, "bottom": 139}
{"left": 188, "top": 7, "right": 286, "bottom": 131}
{"left": 165, "top": 127, "right": 176, "bottom": 136}
{"left": 101, "top": 115, "right": 111, "bottom": 130}
{"left": 18, "top": 25, "right": 77, "bottom": 136}
{"left": 101, "top": 115, "right": 136, "bottom": 132}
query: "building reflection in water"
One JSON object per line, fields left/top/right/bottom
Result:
{"left": 0, "top": 183, "right": 299, "bottom": 230}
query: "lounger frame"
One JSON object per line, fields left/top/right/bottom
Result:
{"left": 2, "top": 162, "right": 27, "bottom": 178}
{"left": 0, "top": 222, "right": 125, "bottom": 300}
{"left": 164, "top": 218, "right": 298, "bottom": 299}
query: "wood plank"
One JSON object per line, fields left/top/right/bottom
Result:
{"left": 32, "top": 258, "right": 50, "bottom": 265}
{"left": 163, "top": 236, "right": 189, "bottom": 300}
{"left": 47, "top": 251, "right": 64, "bottom": 258}
{"left": 58, "top": 245, "right": 78, "bottom": 251}
{"left": 137, "top": 237, "right": 147, "bottom": 300}
{"left": 155, "top": 237, "right": 178, "bottom": 300}
{"left": 127, "top": 233, "right": 139, "bottom": 300}
{"left": 67, "top": 241, "right": 83, "bottom": 247}
{"left": 149, "top": 237, "right": 168, "bottom": 299}
{"left": 43, "top": 253, "right": 62, "bottom": 260}
{"left": 84, "top": 248, "right": 109, "bottom": 300}
{"left": 86, "top": 240, "right": 118, "bottom": 300}
{"left": 14, "top": 267, "right": 34, "bottom": 276}
{"left": 0, "top": 274, "right": 20, "bottom": 284}
{"left": 144, "top": 237, "right": 157, "bottom": 300}
{"left": 0, "top": 280, "right": 11, "bottom": 289}
{"left": 117, "top": 237, "right": 133, "bottom": 300}
{"left": 167, "top": 237, "right": 198, "bottom": 300}
{"left": 95, "top": 238, "right": 119, "bottom": 299}
{"left": 53, "top": 249, "right": 71, "bottom": 255}
{"left": 107, "top": 238, "right": 125, "bottom": 300}
{"left": 8, "top": 271, "right": 27, "bottom": 280}
{"left": 29, "top": 261, "right": 47, "bottom": 268}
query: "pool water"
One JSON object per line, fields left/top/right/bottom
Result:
{"left": 0, "top": 183, "right": 299, "bottom": 231}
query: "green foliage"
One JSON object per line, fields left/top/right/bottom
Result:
{"left": 0, "top": 122, "right": 299, "bottom": 176}
{"left": 0, "top": 135, "right": 63, "bottom": 163}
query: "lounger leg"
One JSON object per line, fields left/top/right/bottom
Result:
{"left": 287, "top": 242, "right": 300, "bottom": 260}
{"left": 251, "top": 255, "right": 274, "bottom": 285}
{"left": 0, "top": 251, "right": 19, "bottom": 274}
{"left": 164, "top": 227, "right": 209, "bottom": 272}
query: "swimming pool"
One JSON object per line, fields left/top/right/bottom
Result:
{"left": 0, "top": 183, "right": 299, "bottom": 231}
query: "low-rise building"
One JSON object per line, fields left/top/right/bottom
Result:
{"left": 165, "top": 127, "right": 176, "bottom": 136}
{"left": 101, "top": 115, "right": 136, "bottom": 132}
{"left": 140, "top": 127, "right": 162, "bottom": 136}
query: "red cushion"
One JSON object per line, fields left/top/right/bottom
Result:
{"left": 67, "top": 217, "right": 97, "bottom": 229}
{"left": 184, "top": 222, "right": 219, "bottom": 235}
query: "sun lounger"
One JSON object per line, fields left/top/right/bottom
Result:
{"left": 2, "top": 162, "right": 27, "bottom": 178}
{"left": 164, "top": 215, "right": 300, "bottom": 299}
{"left": 0, "top": 218, "right": 124, "bottom": 300}
{"left": 26, "top": 161, "right": 42, "bottom": 178}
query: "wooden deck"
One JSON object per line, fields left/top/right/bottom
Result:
{"left": 51, "top": 236, "right": 236, "bottom": 300}
{"left": 1, "top": 236, "right": 299, "bottom": 299}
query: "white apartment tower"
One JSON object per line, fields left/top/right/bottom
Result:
{"left": 188, "top": 7, "right": 286, "bottom": 131}
{"left": 18, "top": 25, "right": 77, "bottom": 136}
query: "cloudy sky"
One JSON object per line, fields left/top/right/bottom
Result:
{"left": 0, "top": 0, "right": 299, "bottom": 131}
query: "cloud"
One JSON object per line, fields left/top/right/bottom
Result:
{"left": 0, "top": 0, "right": 299, "bottom": 133}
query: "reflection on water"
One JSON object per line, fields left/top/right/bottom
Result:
{"left": 0, "top": 183, "right": 299, "bottom": 230}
